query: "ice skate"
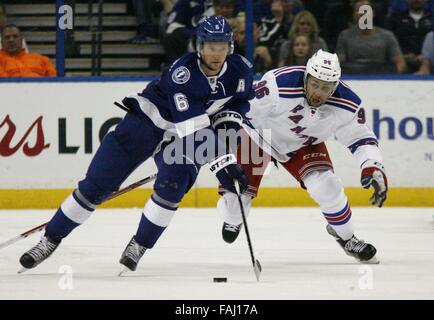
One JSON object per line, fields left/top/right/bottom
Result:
{"left": 19, "top": 235, "right": 60, "bottom": 273}
{"left": 326, "top": 224, "right": 379, "bottom": 264}
{"left": 222, "top": 222, "right": 242, "bottom": 243}
{"left": 119, "top": 236, "right": 147, "bottom": 275}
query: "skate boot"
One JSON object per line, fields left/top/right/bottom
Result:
{"left": 119, "top": 236, "right": 147, "bottom": 274}
{"left": 326, "top": 224, "right": 379, "bottom": 264}
{"left": 222, "top": 222, "right": 242, "bottom": 243}
{"left": 19, "top": 235, "right": 60, "bottom": 272}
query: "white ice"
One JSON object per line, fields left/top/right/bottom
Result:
{"left": 0, "top": 207, "right": 433, "bottom": 299}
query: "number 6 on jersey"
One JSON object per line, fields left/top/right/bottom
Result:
{"left": 174, "top": 93, "right": 189, "bottom": 111}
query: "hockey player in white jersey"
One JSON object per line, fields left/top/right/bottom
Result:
{"left": 218, "top": 49, "right": 388, "bottom": 263}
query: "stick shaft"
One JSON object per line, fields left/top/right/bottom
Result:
{"left": 0, "top": 174, "right": 157, "bottom": 250}
{"left": 235, "top": 182, "right": 261, "bottom": 281}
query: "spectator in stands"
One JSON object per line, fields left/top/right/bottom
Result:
{"left": 254, "top": 0, "right": 294, "bottom": 72}
{"left": 388, "top": 0, "right": 433, "bottom": 16}
{"left": 129, "top": 0, "right": 159, "bottom": 44}
{"left": 230, "top": 11, "right": 260, "bottom": 67}
{"left": 335, "top": 0, "right": 407, "bottom": 74}
{"left": 0, "top": 24, "right": 56, "bottom": 77}
{"left": 277, "top": 10, "right": 327, "bottom": 67}
{"left": 254, "top": 0, "right": 303, "bottom": 24}
{"left": 0, "top": 2, "right": 28, "bottom": 52}
{"left": 280, "top": 33, "right": 313, "bottom": 66}
{"left": 162, "top": 0, "right": 210, "bottom": 64}
{"left": 387, "top": 0, "right": 432, "bottom": 73}
{"left": 415, "top": 31, "right": 433, "bottom": 74}
{"left": 159, "top": 0, "right": 175, "bottom": 39}
{"left": 212, "top": 0, "right": 240, "bottom": 20}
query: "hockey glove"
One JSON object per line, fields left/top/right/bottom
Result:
{"left": 211, "top": 111, "right": 243, "bottom": 131}
{"left": 360, "top": 160, "right": 388, "bottom": 207}
{"left": 212, "top": 111, "right": 243, "bottom": 153}
{"left": 210, "top": 154, "right": 249, "bottom": 195}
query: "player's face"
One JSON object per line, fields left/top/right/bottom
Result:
{"left": 305, "top": 76, "right": 336, "bottom": 108}
{"left": 200, "top": 42, "right": 230, "bottom": 75}
{"left": 1, "top": 27, "right": 22, "bottom": 55}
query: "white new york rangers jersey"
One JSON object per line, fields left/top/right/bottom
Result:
{"left": 243, "top": 66, "right": 381, "bottom": 165}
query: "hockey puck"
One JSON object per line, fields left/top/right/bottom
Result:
{"left": 213, "top": 277, "right": 227, "bottom": 283}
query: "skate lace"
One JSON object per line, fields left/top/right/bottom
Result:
{"left": 345, "top": 237, "right": 367, "bottom": 253}
{"left": 224, "top": 223, "right": 240, "bottom": 233}
{"left": 27, "top": 237, "right": 57, "bottom": 261}
{"left": 125, "top": 239, "right": 146, "bottom": 262}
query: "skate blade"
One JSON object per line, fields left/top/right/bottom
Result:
{"left": 360, "top": 256, "right": 380, "bottom": 264}
{"left": 118, "top": 266, "right": 130, "bottom": 277}
{"left": 17, "top": 267, "right": 29, "bottom": 274}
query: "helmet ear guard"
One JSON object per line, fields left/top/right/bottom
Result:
{"left": 196, "top": 15, "right": 234, "bottom": 57}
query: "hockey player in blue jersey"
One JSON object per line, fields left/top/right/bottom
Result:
{"left": 19, "top": 16, "right": 254, "bottom": 273}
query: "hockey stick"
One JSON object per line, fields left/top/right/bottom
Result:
{"left": 235, "top": 181, "right": 262, "bottom": 282}
{"left": 0, "top": 173, "right": 157, "bottom": 250}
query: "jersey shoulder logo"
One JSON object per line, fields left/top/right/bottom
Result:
{"left": 172, "top": 66, "right": 191, "bottom": 84}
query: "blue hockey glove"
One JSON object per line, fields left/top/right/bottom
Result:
{"left": 361, "top": 160, "right": 388, "bottom": 208}
{"left": 210, "top": 154, "right": 248, "bottom": 195}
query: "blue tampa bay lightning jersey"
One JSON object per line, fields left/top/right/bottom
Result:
{"left": 124, "top": 52, "right": 254, "bottom": 138}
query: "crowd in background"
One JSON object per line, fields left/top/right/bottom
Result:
{"left": 1, "top": 0, "right": 434, "bottom": 77}
{"left": 152, "top": 0, "right": 434, "bottom": 75}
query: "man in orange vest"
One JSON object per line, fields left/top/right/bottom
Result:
{"left": 0, "top": 24, "right": 56, "bottom": 77}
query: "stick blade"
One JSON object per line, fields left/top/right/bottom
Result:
{"left": 254, "top": 259, "right": 262, "bottom": 281}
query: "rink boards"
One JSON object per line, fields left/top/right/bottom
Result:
{"left": 0, "top": 78, "right": 433, "bottom": 208}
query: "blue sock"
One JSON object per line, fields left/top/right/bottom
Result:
{"left": 45, "top": 191, "right": 95, "bottom": 242}
{"left": 135, "top": 214, "right": 166, "bottom": 248}
{"left": 45, "top": 208, "right": 80, "bottom": 243}
{"left": 134, "top": 197, "right": 177, "bottom": 248}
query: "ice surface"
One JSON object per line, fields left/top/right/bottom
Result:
{"left": 0, "top": 207, "right": 433, "bottom": 300}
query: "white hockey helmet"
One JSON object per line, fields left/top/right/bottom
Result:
{"left": 304, "top": 49, "right": 341, "bottom": 90}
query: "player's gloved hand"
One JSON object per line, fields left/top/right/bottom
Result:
{"left": 212, "top": 111, "right": 243, "bottom": 153}
{"left": 360, "top": 160, "right": 388, "bottom": 207}
{"left": 210, "top": 154, "right": 248, "bottom": 195}
{"left": 211, "top": 111, "right": 243, "bottom": 132}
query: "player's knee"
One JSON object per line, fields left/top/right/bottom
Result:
{"left": 304, "top": 170, "right": 345, "bottom": 207}
{"left": 77, "top": 177, "right": 111, "bottom": 205}
{"left": 217, "top": 192, "right": 251, "bottom": 225}
{"left": 154, "top": 165, "right": 198, "bottom": 204}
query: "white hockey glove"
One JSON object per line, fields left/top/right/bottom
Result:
{"left": 360, "top": 160, "right": 388, "bottom": 208}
